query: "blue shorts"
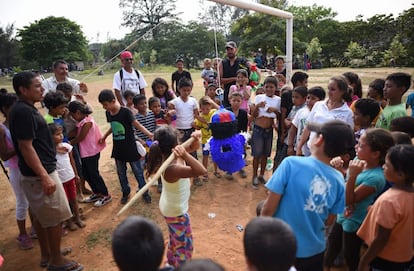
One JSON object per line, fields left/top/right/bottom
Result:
{"left": 251, "top": 125, "right": 273, "bottom": 158}
{"left": 201, "top": 144, "right": 210, "bottom": 156}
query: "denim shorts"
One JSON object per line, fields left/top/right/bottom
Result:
{"left": 251, "top": 125, "right": 273, "bottom": 157}
{"left": 201, "top": 144, "right": 210, "bottom": 156}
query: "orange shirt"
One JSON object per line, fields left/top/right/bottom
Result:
{"left": 357, "top": 188, "right": 414, "bottom": 262}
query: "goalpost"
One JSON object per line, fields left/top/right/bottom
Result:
{"left": 208, "top": 0, "right": 294, "bottom": 82}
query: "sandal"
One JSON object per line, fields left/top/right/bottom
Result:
{"left": 202, "top": 175, "right": 209, "bottom": 182}
{"left": 40, "top": 259, "right": 49, "bottom": 268}
{"left": 213, "top": 172, "right": 222, "bottom": 178}
{"left": 47, "top": 260, "right": 83, "bottom": 271}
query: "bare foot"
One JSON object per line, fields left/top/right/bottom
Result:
{"left": 74, "top": 218, "right": 86, "bottom": 228}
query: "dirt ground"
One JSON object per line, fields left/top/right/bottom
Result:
{"left": 2, "top": 67, "right": 412, "bottom": 271}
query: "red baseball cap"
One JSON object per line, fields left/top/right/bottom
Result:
{"left": 120, "top": 51, "right": 133, "bottom": 60}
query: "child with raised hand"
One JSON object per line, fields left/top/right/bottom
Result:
{"left": 228, "top": 69, "right": 251, "bottom": 112}
{"left": 194, "top": 96, "right": 220, "bottom": 181}
{"left": 357, "top": 144, "right": 414, "bottom": 271}
{"left": 48, "top": 123, "right": 85, "bottom": 230}
{"left": 152, "top": 77, "right": 176, "bottom": 110}
{"left": 375, "top": 72, "right": 411, "bottom": 130}
{"left": 146, "top": 127, "right": 207, "bottom": 268}
{"left": 324, "top": 128, "right": 395, "bottom": 271}
{"left": 288, "top": 86, "right": 325, "bottom": 157}
{"left": 205, "top": 83, "right": 221, "bottom": 106}
{"left": 68, "top": 101, "right": 111, "bottom": 207}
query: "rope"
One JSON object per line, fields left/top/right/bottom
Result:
{"left": 80, "top": 22, "right": 164, "bottom": 82}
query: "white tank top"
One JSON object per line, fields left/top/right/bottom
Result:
{"left": 159, "top": 172, "right": 191, "bottom": 217}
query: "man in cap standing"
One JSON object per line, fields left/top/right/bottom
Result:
{"left": 113, "top": 51, "right": 147, "bottom": 106}
{"left": 219, "top": 41, "right": 252, "bottom": 107}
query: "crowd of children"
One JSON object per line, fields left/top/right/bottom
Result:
{"left": 1, "top": 62, "right": 413, "bottom": 271}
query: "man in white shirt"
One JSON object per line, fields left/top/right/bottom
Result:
{"left": 42, "top": 60, "right": 88, "bottom": 96}
{"left": 113, "top": 51, "right": 147, "bottom": 106}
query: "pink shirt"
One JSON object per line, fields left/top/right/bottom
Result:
{"left": 229, "top": 85, "right": 251, "bottom": 112}
{"left": 76, "top": 116, "right": 106, "bottom": 158}
{"left": 0, "top": 123, "right": 18, "bottom": 169}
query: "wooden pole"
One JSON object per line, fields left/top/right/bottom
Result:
{"left": 117, "top": 137, "right": 195, "bottom": 216}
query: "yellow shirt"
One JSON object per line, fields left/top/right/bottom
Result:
{"left": 195, "top": 109, "right": 216, "bottom": 144}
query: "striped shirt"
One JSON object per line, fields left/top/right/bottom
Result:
{"left": 135, "top": 111, "right": 156, "bottom": 141}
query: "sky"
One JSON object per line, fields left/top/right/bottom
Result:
{"left": 0, "top": 0, "right": 412, "bottom": 43}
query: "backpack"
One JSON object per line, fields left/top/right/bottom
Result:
{"left": 119, "top": 68, "right": 140, "bottom": 91}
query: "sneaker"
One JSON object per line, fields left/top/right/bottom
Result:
{"left": 251, "top": 176, "right": 259, "bottom": 190}
{"left": 224, "top": 173, "right": 234, "bottom": 180}
{"left": 143, "top": 193, "right": 152, "bottom": 204}
{"left": 257, "top": 175, "right": 266, "bottom": 184}
{"left": 82, "top": 194, "right": 102, "bottom": 203}
{"left": 193, "top": 178, "right": 203, "bottom": 186}
{"left": 94, "top": 195, "right": 112, "bottom": 207}
{"left": 17, "top": 234, "right": 34, "bottom": 250}
{"left": 120, "top": 194, "right": 130, "bottom": 205}
{"left": 239, "top": 169, "right": 247, "bottom": 178}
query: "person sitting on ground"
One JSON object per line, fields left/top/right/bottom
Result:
{"left": 112, "top": 216, "right": 174, "bottom": 271}
{"left": 244, "top": 217, "right": 297, "bottom": 271}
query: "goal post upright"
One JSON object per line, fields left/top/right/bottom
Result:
{"left": 208, "top": 0, "right": 294, "bottom": 82}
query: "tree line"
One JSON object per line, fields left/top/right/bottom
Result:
{"left": 0, "top": 0, "right": 413, "bottom": 71}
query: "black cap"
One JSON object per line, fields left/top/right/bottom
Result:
{"left": 225, "top": 41, "right": 237, "bottom": 49}
{"left": 307, "top": 120, "right": 355, "bottom": 157}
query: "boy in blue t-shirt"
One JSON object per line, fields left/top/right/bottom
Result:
{"left": 260, "top": 120, "right": 355, "bottom": 271}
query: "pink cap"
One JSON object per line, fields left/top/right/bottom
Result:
{"left": 120, "top": 51, "right": 133, "bottom": 59}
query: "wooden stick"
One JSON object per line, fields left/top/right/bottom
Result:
{"left": 117, "top": 137, "right": 195, "bottom": 216}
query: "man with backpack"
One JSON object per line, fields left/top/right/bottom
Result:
{"left": 219, "top": 41, "right": 253, "bottom": 107}
{"left": 113, "top": 51, "right": 147, "bottom": 106}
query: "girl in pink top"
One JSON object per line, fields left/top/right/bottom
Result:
{"left": 228, "top": 69, "right": 251, "bottom": 112}
{"left": 68, "top": 101, "right": 111, "bottom": 207}
{"left": 357, "top": 145, "right": 414, "bottom": 271}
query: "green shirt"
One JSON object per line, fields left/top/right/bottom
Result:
{"left": 375, "top": 103, "right": 406, "bottom": 130}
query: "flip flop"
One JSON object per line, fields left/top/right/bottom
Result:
{"left": 40, "top": 259, "right": 49, "bottom": 268}
{"left": 47, "top": 260, "right": 83, "bottom": 271}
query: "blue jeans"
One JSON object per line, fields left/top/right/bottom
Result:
{"left": 115, "top": 159, "right": 148, "bottom": 197}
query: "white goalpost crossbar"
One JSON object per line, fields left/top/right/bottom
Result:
{"left": 208, "top": 0, "right": 294, "bottom": 82}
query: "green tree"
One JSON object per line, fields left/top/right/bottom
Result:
{"left": 382, "top": 35, "right": 407, "bottom": 66}
{"left": 120, "top": 0, "right": 178, "bottom": 39}
{"left": 396, "top": 6, "right": 414, "bottom": 65}
{"left": 306, "top": 37, "right": 322, "bottom": 62}
{"left": 0, "top": 23, "right": 21, "bottom": 68}
{"left": 198, "top": 0, "right": 250, "bottom": 37}
{"left": 18, "top": 16, "right": 89, "bottom": 68}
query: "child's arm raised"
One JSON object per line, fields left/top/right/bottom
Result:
{"left": 164, "top": 145, "right": 207, "bottom": 183}
{"left": 69, "top": 122, "right": 92, "bottom": 145}
{"left": 346, "top": 160, "right": 376, "bottom": 206}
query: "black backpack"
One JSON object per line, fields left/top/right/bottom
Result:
{"left": 119, "top": 68, "right": 140, "bottom": 91}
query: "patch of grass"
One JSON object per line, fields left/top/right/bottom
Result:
{"left": 86, "top": 227, "right": 112, "bottom": 249}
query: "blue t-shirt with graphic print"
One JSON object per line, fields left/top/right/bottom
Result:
{"left": 265, "top": 156, "right": 345, "bottom": 258}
